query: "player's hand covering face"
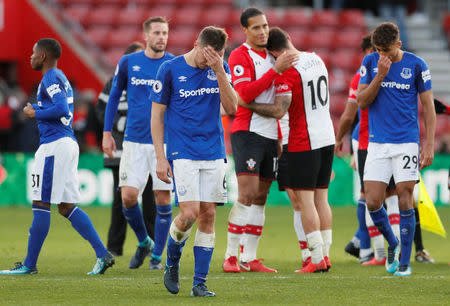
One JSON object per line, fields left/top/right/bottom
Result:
{"left": 203, "top": 46, "right": 224, "bottom": 72}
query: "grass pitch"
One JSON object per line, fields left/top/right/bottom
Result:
{"left": 0, "top": 205, "right": 449, "bottom": 305}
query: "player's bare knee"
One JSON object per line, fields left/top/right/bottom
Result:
{"left": 154, "top": 190, "right": 171, "bottom": 205}
{"left": 121, "top": 190, "right": 138, "bottom": 208}
{"left": 57, "top": 203, "right": 74, "bottom": 216}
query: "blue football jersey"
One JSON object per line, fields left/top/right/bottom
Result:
{"left": 151, "top": 55, "right": 231, "bottom": 161}
{"left": 359, "top": 51, "right": 432, "bottom": 143}
{"left": 33, "top": 68, "right": 75, "bottom": 145}
{"left": 104, "top": 51, "right": 174, "bottom": 143}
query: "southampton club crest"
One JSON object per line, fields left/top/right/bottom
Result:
{"left": 400, "top": 67, "right": 412, "bottom": 79}
{"left": 246, "top": 158, "right": 256, "bottom": 171}
{"left": 207, "top": 69, "right": 217, "bottom": 81}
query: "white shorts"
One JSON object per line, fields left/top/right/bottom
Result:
{"left": 31, "top": 137, "right": 81, "bottom": 204}
{"left": 364, "top": 142, "right": 419, "bottom": 184}
{"left": 119, "top": 141, "right": 172, "bottom": 192}
{"left": 172, "top": 159, "right": 227, "bottom": 203}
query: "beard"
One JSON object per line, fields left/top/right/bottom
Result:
{"left": 150, "top": 44, "right": 165, "bottom": 53}
{"left": 255, "top": 43, "right": 267, "bottom": 48}
{"left": 32, "top": 62, "right": 43, "bottom": 71}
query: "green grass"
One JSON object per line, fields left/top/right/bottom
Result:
{"left": 0, "top": 206, "right": 449, "bottom": 305}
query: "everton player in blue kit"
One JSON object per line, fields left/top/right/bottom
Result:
{"left": 102, "top": 17, "right": 174, "bottom": 270}
{"left": 0, "top": 38, "right": 114, "bottom": 275}
{"left": 151, "top": 26, "right": 237, "bottom": 297}
{"left": 358, "top": 23, "right": 436, "bottom": 276}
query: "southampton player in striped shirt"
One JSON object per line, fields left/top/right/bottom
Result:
{"left": 0, "top": 38, "right": 114, "bottom": 275}
{"left": 357, "top": 22, "right": 436, "bottom": 276}
{"left": 151, "top": 26, "right": 237, "bottom": 297}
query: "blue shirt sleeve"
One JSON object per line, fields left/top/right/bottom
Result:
{"left": 414, "top": 57, "right": 432, "bottom": 93}
{"left": 223, "top": 61, "right": 232, "bottom": 85}
{"left": 358, "top": 54, "right": 373, "bottom": 85}
{"left": 151, "top": 61, "right": 172, "bottom": 106}
{"left": 104, "top": 56, "right": 128, "bottom": 131}
{"left": 34, "top": 74, "right": 70, "bottom": 120}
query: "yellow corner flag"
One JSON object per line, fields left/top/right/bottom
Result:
{"left": 418, "top": 175, "right": 447, "bottom": 238}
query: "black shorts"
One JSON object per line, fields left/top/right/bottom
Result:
{"left": 231, "top": 131, "right": 278, "bottom": 180}
{"left": 287, "top": 145, "right": 334, "bottom": 189}
{"left": 358, "top": 149, "right": 396, "bottom": 192}
{"left": 277, "top": 144, "right": 289, "bottom": 191}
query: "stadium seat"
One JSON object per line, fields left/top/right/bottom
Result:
{"left": 85, "top": 26, "right": 111, "bottom": 48}
{"left": 329, "top": 94, "right": 348, "bottom": 117}
{"left": 442, "top": 13, "right": 450, "bottom": 34}
{"left": 92, "top": 0, "right": 123, "bottom": 6}
{"left": 332, "top": 30, "right": 364, "bottom": 51}
{"left": 199, "top": 7, "right": 232, "bottom": 28}
{"left": 83, "top": 6, "right": 119, "bottom": 28}
{"left": 58, "top": 0, "right": 94, "bottom": 7}
{"left": 264, "top": 9, "right": 284, "bottom": 26}
{"left": 330, "top": 49, "right": 359, "bottom": 72}
{"left": 106, "top": 27, "right": 139, "bottom": 49}
{"left": 282, "top": 9, "right": 311, "bottom": 29}
{"left": 229, "top": 26, "right": 246, "bottom": 46}
{"left": 145, "top": 5, "right": 175, "bottom": 21}
{"left": 176, "top": 0, "right": 205, "bottom": 6}
{"left": 329, "top": 70, "right": 352, "bottom": 94}
{"left": 105, "top": 47, "right": 125, "bottom": 66}
{"left": 167, "top": 27, "right": 197, "bottom": 49}
{"left": 285, "top": 28, "right": 309, "bottom": 50}
{"left": 311, "top": 10, "right": 339, "bottom": 29}
{"left": 63, "top": 5, "right": 90, "bottom": 24}
{"left": 304, "top": 29, "right": 335, "bottom": 50}
{"left": 339, "top": 9, "right": 366, "bottom": 31}
{"left": 228, "top": 9, "right": 243, "bottom": 27}
{"left": 117, "top": 7, "right": 147, "bottom": 27}
{"left": 173, "top": 7, "right": 203, "bottom": 27}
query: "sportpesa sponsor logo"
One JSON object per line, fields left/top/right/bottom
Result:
{"left": 131, "top": 77, "right": 156, "bottom": 86}
{"left": 380, "top": 81, "right": 411, "bottom": 90}
{"left": 179, "top": 87, "right": 219, "bottom": 98}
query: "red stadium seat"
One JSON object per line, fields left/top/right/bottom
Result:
{"left": 228, "top": 9, "right": 243, "bottom": 27}
{"left": 173, "top": 7, "right": 203, "bottom": 27}
{"left": 145, "top": 5, "right": 175, "bottom": 21}
{"left": 442, "top": 13, "right": 450, "bottom": 33}
{"left": 435, "top": 116, "right": 449, "bottom": 137}
{"left": 329, "top": 94, "right": 348, "bottom": 117}
{"left": 117, "top": 7, "right": 147, "bottom": 27}
{"left": 105, "top": 47, "right": 125, "bottom": 66}
{"left": 167, "top": 27, "right": 197, "bottom": 50}
{"left": 329, "top": 70, "right": 352, "bottom": 94}
{"left": 63, "top": 5, "right": 90, "bottom": 24}
{"left": 199, "top": 7, "right": 232, "bottom": 28}
{"left": 59, "top": 0, "right": 94, "bottom": 8}
{"left": 283, "top": 9, "right": 311, "bottom": 28}
{"left": 330, "top": 49, "right": 359, "bottom": 72}
{"left": 85, "top": 26, "right": 110, "bottom": 48}
{"left": 304, "top": 29, "right": 335, "bottom": 50}
{"left": 332, "top": 30, "right": 364, "bottom": 51}
{"left": 264, "top": 9, "right": 284, "bottom": 26}
{"left": 106, "top": 27, "right": 139, "bottom": 49}
{"left": 339, "top": 9, "right": 366, "bottom": 31}
{"left": 83, "top": 6, "right": 119, "bottom": 27}
{"left": 229, "top": 26, "right": 246, "bottom": 46}
{"left": 92, "top": 0, "right": 123, "bottom": 6}
{"left": 285, "top": 28, "right": 309, "bottom": 50}
{"left": 311, "top": 10, "right": 339, "bottom": 29}
{"left": 176, "top": 0, "right": 205, "bottom": 7}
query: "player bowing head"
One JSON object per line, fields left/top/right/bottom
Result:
{"left": 192, "top": 26, "right": 228, "bottom": 70}
{"left": 372, "top": 22, "right": 402, "bottom": 62}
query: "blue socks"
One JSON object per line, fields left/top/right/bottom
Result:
{"left": 193, "top": 245, "right": 214, "bottom": 286}
{"left": 65, "top": 206, "right": 107, "bottom": 258}
{"left": 24, "top": 205, "right": 51, "bottom": 269}
{"left": 153, "top": 204, "right": 172, "bottom": 257}
{"left": 357, "top": 199, "right": 371, "bottom": 249}
{"left": 369, "top": 206, "right": 398, "bottom": 247}
{"left": 166, "top": 236, "right": 186, "bottom": 267}
{"left": 122, "top": 203, "right": 149, "bottom": 243}
{"left": 399, "top": 208, "right": 415, "bottom": 267}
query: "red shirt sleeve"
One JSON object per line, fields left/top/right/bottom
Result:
{"left": 229, "top": 47, "right": 278, "bottom": 104}
{"left": 348, "top": 72, "right": 360, "bottom": 103}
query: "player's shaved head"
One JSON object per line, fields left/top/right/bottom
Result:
{"left": 36, "top": 38, "right": 62, "bottom": 60}
{"left": 372, "top": 22, "right": 399, "bottom": 49}
{"left": 197, "top": 26, "right": 228, "bottom": 51}
{"left": 266, "top": 27, "right": 289, "bottom": 52}
{"left": 241, "top": 7, "right": 264, "bottom": 28}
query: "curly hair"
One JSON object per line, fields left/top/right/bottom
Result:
{"left": 372, "top": 22, "right": 399, "bottom": 48}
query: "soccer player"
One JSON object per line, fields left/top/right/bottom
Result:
{"left": 223, "top": 7, "right": 297, "bottom": 273}
{"left": 357, "top": 22, "right": 436, "bottom": 276}
{"left": 239, "top": 27, "right": 335, "bottom": 273}
{"left": 151, "top": 26, "right": 237, "bottom": 297}
{"left": 95, "top": 42, "right": 158, "bottom": 258}
{"left": 0, "top": 38, "right": 114, "bottom": 275}
{"left": 102, "top": 17, "right": 174, "bottom": 269}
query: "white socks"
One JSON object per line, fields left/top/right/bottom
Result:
{"left": 321, "top": 229, "right": 332, "bottom": 258}
{"left": 225, "top": 202, "right": 250, "bottom": 259}
{"left": 294, "top": 210, "right": 311, "bottom": 260}
{"left": 306, "top": 231, "right": 324, "bottom": 264}
{"left": 169, "top": 221, "right": 191, "bottom": 243}
{"left": 385, "top": 195, "right": 400, "bottom": 242}
{"left": 241, "top": 205, "right": 265, "bottom": 263}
